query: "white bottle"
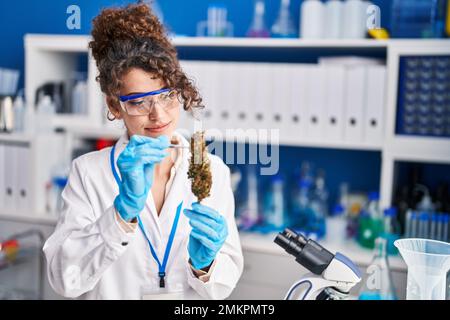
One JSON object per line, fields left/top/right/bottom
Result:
{"left": 324, "top": 0, "right": 343, "bottom": 39}
{"left": 300, "top": 0, "right": 325, "bottom": 39}
{"left": 71, "top": 80, "right": 87, "bottom": 115}
{"left": 342, "top": 0, "right": 367, "bottom": 39}
{"left": 326, "top": 205, "right": 347, "bottom": 243}
{"left": 36, "top": 95, "right": 55, "bottom": 133}
{"left": 1, "top": 96, "right": 14, "bottom": 132}
{"left": 13, "top": 94, "right": 25, "bottom": 132}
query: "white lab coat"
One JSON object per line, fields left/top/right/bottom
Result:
{"left": 43, "top": 131, "right": 243, "bottom": 300}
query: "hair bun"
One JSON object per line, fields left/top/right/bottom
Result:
{"left": 89, "top": 3, "right": 170, "bottom": 63}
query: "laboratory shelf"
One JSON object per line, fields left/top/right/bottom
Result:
{"left": 24, "top": 34, "right": 90, "bottom": 52}
{"left": 384, "top": 136, "right": 450, "bottom": 165}
{"left": 204, "top": 131, "right": 383, "bottom": 151}
{"left": 278, "top": 135, "right": 382, "bottom": 151}
{"left": 0, "top": 133, "right": 33, "bottom": 144}
{"left": 25, "top": 34, "right": 450, "bottom": 52}
{"left": 172, "top": 37, "right": 389, "bottom": 48}
{"left": 56, "top": 127, "right": 383, "bottom": 151}
{"left": 239, "top": 231, "right": 407, "bottom": 272}
{"left": 0, "top": 211, "right": 58, "bottom": 226}
{"left": 0, "top": 133, "right": 33, "bottom": 143}
{"left": 173, "top": 37, "right": 450, "bottom": 50}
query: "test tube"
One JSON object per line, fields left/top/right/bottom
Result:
{"left": 405, "top": 210, "right": 412, "bottom": 238}
{"left": 436, "top": 213, "right": 443, "bottom": 241}
{"left": 430, "top": 213, "right": 438, "bottom": 240}
{"left": 418, "top": 212, "right": 429, "bottom": 239}
{"left": 410, "top": 211, "right": 418, "bottom": 238}
{"left": 442, "top": 214, "right": 449, "bottom": 242}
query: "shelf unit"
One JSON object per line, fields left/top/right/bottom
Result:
{"left": 0, "top": 133, "right": 67, "bottom": 223}
{"left": 24, "top": 34, "right": 104, "bottom": 130}
{"left": 1, "top": 34, "right": 448, "bottom": 230}
{"left": 380, "top": 42, "right": 450, "bottom": 207}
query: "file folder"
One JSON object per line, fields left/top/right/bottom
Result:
{"left": 271, "top": 63, "right": 291, "bottom": 137}
{"left": 4, "top": 144, "right": 18, "bottom": 212}
{"left": 0, "top": 144, "right": 4, "bottom": 207}
{"left": 253, "top": 63, "right": 273, "bottom": 132}
{"left": 289, "top": 64, "right": 314, "bottom": 140}
{"left": 236, "top": 62, "right": 256, "bottom": 130}
{"left": 16, "top": 146, "right": 31, "bottom": 212}
{"left": 306, "top": 66, "right": 327, "bottom": 140}
{"left": 218, "top": 62, "right": 240, "bottom": 131}
{"left": 324, "top": 65, "right": 346, "bottom": 142}
{"left": 344, "top": 65, "right": 367, "bottom": 143}
{"left": 364, "top": 65, "right": 386, "bottom": 144}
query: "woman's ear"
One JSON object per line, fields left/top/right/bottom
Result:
{"left": 105, "top": 96, "right": 122, "bottom": 120}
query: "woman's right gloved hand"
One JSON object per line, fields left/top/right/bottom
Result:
{"left": 114, "top": 135, "right": 169, "bottom": 222}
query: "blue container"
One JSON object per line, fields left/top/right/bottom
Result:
{"left": 391, "top": 0, "right": 447, "bottom": 38}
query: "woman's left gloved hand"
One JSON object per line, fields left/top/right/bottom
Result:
{"left": 183, "top": 202, "right": 228, "bottom": 270}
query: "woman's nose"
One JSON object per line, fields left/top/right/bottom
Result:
{"left": 147, "top": 104, "right": 166, "bottom": 120}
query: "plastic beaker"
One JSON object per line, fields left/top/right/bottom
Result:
{"left": 394, "top": 238, "right": 450, "bottom": 300}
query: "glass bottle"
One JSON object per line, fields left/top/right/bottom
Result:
{"left": 271, "top": 0, "right": 297, "bottom": 38}
{"left": 358, "top": 192, "right": 383, "bottom": 249}
{"left": 247, "top": 0, "right": 270, "bottom": 37}
{"left": 359, "top": 237, "right": 397, "bottom": 300}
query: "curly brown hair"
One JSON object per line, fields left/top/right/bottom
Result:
{"left": 89, "top": 3, "right": 202, "bottom": 112}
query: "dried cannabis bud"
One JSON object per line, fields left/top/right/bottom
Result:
{"left": 170, "top": 135, "right": 179, "bottom": 146}
{"left": 187, "top": 131, "right": 212, "bottom": 203}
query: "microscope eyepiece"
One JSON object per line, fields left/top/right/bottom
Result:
{"left": 274, "top": 228, "right": 334, "bottom": 275}
{"left": 274, "top": 228, "right": 307, "bottom": 257}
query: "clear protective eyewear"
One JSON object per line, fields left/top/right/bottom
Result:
{"left": 118, "top": 88, "right": 179, "bottom": 116}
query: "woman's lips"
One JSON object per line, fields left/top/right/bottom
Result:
{"left": 145, "top": 121, "right": 171, "bottom": 132}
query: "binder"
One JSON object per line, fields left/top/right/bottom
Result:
{"left": 201, "top": 61, "right": 221, "bottom": 132}
{"left": 253, "top": 63, "right": 273, "bottom": 132}
{"left": 217, "top": 62, "right": 239, "bottom": 131}
{"left": 4, "top": 144, "right": 18, "bottom": 212}
{"left": 289, "top": 64, "right": 313, "bottom": 140}
{"left": 324, "top": 65, "right": 346, "bottom": 142}
{"left": 271, "top": 63, "right": 291, "bottom": 137}
{"left": 306, "top": 65, "right": 326, "bottom": 140}
{"left": 189, "top": 61, "right": 219, "bottom": 132}
{"left": 364, "top": 65, "right": 386, "bottom": 144}
{"left": 344, "top": 65, "right": 367, "bottom": 143}
{"left": 236, "top": 62, "right": 257, "bottom": 131}
{"left": 179, "top": 60, "right": 200, "bottom": 133}
{"left": 16, "top": 146, "right": 31, "bottom": 212}
{"left": 0, "top": 144, "right": 4, "bottom": 207}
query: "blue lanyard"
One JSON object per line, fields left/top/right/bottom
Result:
{"left": 110, "top": 144, "right": 182, "bottom": 288}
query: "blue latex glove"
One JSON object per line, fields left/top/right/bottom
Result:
{"left": 114, "top": 135, "right": 169, "bottom": 222}
{"left": 183, "top": 202, "right": 228, "bottom": 270}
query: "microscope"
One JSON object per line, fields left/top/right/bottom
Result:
{"left": 274, "top": 228, "right": 362, "bottom": 300}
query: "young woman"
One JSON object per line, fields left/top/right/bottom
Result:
{"left": 43, "top": 3, "right": 243, "bottom": 300}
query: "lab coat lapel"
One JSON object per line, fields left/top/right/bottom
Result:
{"left": 112, "top": 134, "right": 129, "bottom": 181}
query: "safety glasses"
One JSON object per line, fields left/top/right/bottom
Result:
{"left": 118, "top": 88, "right": 179, "bottom": 116}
